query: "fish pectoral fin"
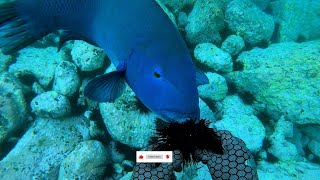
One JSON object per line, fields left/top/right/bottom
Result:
{"left": 84, "top": 71, "right": 126, "bottom": 102}
{"left": 58, "top": 30, "right": 98, "bottom": 51}
{"left": 196, "top": 69, "right": 209, "bottom": 86}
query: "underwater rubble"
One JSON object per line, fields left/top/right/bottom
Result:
{"left": 0, "top": 0, "right": 320, "bottom": 179}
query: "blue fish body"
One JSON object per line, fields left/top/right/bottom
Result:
{"left": 0, "top": 0, "right": 208, "bottom": 122}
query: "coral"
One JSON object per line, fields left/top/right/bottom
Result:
{"left": 227, "top": 40, "right": 320, "bottom": 125}
{"left": 31, "top": 91, "right": 71, "bottom": 118}
{"left": 225, "top": 0, "right": 274, "bottom": 46}
{"left": 59, "top": 140, "right": 110, "bottom": 179}
{"left": 194, "top": 43, "right": 233, "bottom": 73}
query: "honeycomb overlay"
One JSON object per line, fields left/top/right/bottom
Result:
{"left": 132, "top": 129, "right": 258, "bottom": 180}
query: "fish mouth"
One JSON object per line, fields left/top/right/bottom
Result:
{"left": 157, "top": 109, "right": 198, "bottom": 123}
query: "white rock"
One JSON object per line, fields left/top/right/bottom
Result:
{"left": 194, "top": 43, "right": 233, "bottom": 73}
{"left": 31, "top": 91, "right": 71, "bottom": 118}
{"left": 0, "top": 73, "right": 28, "bottom": 144}
{"left": 71, "top": 41, "right": 105, "bottom": 71}
{"left": 221, "top": 35, "right": 245, "bottom": 56}
{"left": 186, "top": 0, "right": 224, "bottom": 46}
{"left": 53, "top": 61, "right": 80, "bottom": 97}
{"left": 0, "top": 116, "right": 90, "bottom": 179}
{"left": 58, "top": 140, "right": 109, "bottom": 180}
{"left": 214, "top": 114, "right": 265, "bottom": 152}
{"left": 198, "top": 72, "right": 228, "bottom": 102}
{"left": 9, "top": 47, "right": 64, "bottom": 87}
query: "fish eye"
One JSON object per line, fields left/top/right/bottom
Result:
{"left": 153, "top": 66, "right": 162, "bottom": 78}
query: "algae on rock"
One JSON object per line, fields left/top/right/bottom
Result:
{"left": 0, "top": 116, "right": 90, "bottom": 179}
{"left": 9, "top": 47, "right": 65, "bottom": 88}
{"left": 227, "top": 41, "right": 320, "bottom": 125}
{"left": 0, "top": 73, "right": 28, "bottom": 145}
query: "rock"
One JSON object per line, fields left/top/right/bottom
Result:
{"left": 177, "top": 12, "right": 188, "bottom": 27}
{"left": 100, "top": 84, "right": 157, "bottom": 148}
{"left": 251, "top": 0, "right": 271, "bottom": 10}
{"left": 71, "top": 41, "right": 105, "bottom": 71}
{"left": 217, "top": 95, "right": 255, "bottom": 118}
{"left": 120, "top": 172, "right": 132, "bottom": 180}
{"left": 214, "top": 114, "right": 265, "bottom": 153}
{"left": 156, "top": 0, "right": 177, "bottom": 26}
{"left": 198, "top": 72, "right": 228, "bottom": 102}
{"left": 108, "top": 141, "right": 125, "bottom": 164}
{"left": 199, "top": 98, "right": 215, "bottom": 122}
{"left": 58, "top": 140, "right": 109, "bottom": 180}
{"left": 53, "top": 61, "right": 80, "bottom": 97}
{"left": 225, "top": 0, "right": 274, "bottom": 46}
{"left": 221, "top": 35, "right": 245, "bottom": 56}
{"left": 0, "top": 53, "right": 13, "bottom": 73}
{"left": 113, "top": 163, "right": 124, "bottom": 174}
{"left": 257, "top": 161, "right": 320, "bottom": 180}
{"left": 300, "top": 125, "right": 320, "bottom": 142}
{"left": 9, "top": 47, "right": 64, "bottom": 87}
{"left": 0, "top": 116, "right": 90, "bottom": 179}
{"left": 31, "top": 91, "right": 71, "bottom": 118}
{"left": 268, "top": 117, "right": 299, "bottom": 161}
{"left": 122, "top": 160, "right": 135, "bottom": 169}
{"left": 308, "top": 140, "right": 320, "bottom": 159}
{"left": 88, "top": 120, "right": 105, "bottom": 139}
{"left": 32, "top": 82, "right": 45, "bottom": 95}
{"left": 0, "top": 73, "right": 28, "bottom": 145}
{"left": 100, "top": 83, "right": 214, "bottom": 148}
{"left": 186, "top": 0, "right": 224, "bottom": 46}
{"left": 194, "top": 43, "right": 233, "bottom": 73}
{"left": 271, "top": 0, "right": 320, "bottom": 42}
{"left": 227, "top": 41, "right": 320, "bottom": 125}
{"left": 213, "top": 95, "right": 265, "bottom": 152}
{"left": 160, "top": 0, "right": 196, "bottom": 13}
{"left": 175, "top": 162, "right": 211, "bottom": 179}
{"left": 300, "top": 125, "right": 320, "bottom": 157}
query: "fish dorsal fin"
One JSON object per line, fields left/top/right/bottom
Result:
{"left": 84, "top": 71, "right": 126, "bottom": 102}
{"left": 58, "top": 30, "right": 98, "bottom": 51}
{"left": 196, "top": 69, "right": 209, "bottom": 86}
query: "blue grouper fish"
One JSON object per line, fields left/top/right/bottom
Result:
{"left": 0, "top": 0, "right": 208, "bottom": 122}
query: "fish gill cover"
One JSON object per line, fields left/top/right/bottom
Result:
{"left": 0, "top": 0, "right": 319, "bottom": 179}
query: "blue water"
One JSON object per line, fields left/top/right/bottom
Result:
{"left": 0, "top": 0, "right": 319, "bottom": 179}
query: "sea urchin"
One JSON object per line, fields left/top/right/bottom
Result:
{"left": 152, "top": 119, "right": 223, "bottom": 165}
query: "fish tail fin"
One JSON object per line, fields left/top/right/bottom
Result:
{"left": 0, "top": 1, "right": 49, "bottom": 55}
